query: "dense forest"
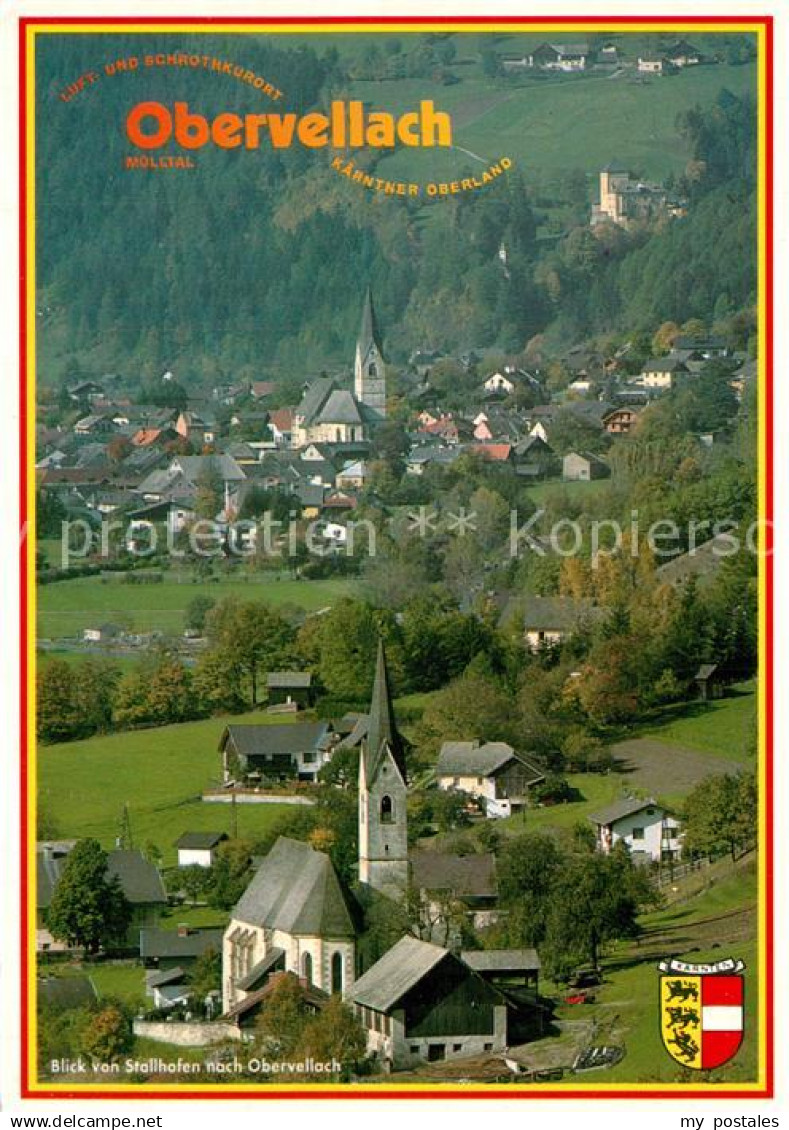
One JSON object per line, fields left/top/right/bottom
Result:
{"left": 36, "top": 33, "right": 757, "bottom": 386}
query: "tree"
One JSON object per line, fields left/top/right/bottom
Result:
{"left": 79, "top": 1003, "right": 132, "bottom": 1064}
{"left": 542, "top": 845, "right": 656, "bottom": 975}
{"left": 189, "top": 946, "right": 221, "bottom": 1002}
{"left": 256, "top": 974, "right": 311, "bottom": 1056}
{"left": 684, "top": 772, "right": 756, "bottom": 862}
{"left": 208, "top": 839, "right": 253, "bottom": 909}
{"left": 37, "top": 660, "right": 84, "bottom": 742}
{"left": 180, "top": 863, "right": 211, "bottom": 906}
{"left": 497, "top": 833, "right": 564, "bottom": 948}
{"left": 47, "top": 839, "right": 132, "bottom": 955}
{"left": 416, "top": 670, "right": 516, "bottom": 758}
{"left": 296, "top": 996, "right": 367, "bottom": 1078}
{"left": 206, "top": 599, "right": 295, "bottom": 707}
{"left": 185, "top": 595, "right": 216, "bottom": 633}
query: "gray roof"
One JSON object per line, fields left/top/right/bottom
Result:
{"left": 220, "top": 722, "right": 331, "bottom": 758}
{"left": 351, "top": 936, "right": 449, "bottom": 1012}
{"left": 175, "top": 832, "right": 228, "bottom": 851}
{"left": 363, "top": 640, "right": 407, "bottom": 786}
{"left": 588, "top": 796, "right": 661, "bottom": 827}
{"left": 37, "top": 845, "right": 166, "bottom": 909}
{"left": 410, "top": 852, "right": 497, "bottom": 899}
{"left": 38, "top": 976, "right": 98, "bottom": 1011}
{"left": 642, "top": 357, "right": 688, "bottom": 373}
{"left": 296, "top": 377, "right": 338, "bottom": 426}
{"left": 139, "top": 927, "right": 224, "bottom": 961}
{"left": 436, "top": 741, "right": 544, "bottom": 784}
{"left": 317, "top": 389, "right": 364, "bottom": 426}
{"left": 232, "top": 837, "right": 358, "bottom": 938}
{"left": 267, "top": 671, "right": 312, "bottom": 689}
{"left": 147, "top": 966, "right": 187, "bottom": 989}
{"left": 462, "top": 948, "right": 541, "bottom": 973}
{"left": 523, "top": 596, "right": 602, "bottom": 632}
{"left": 236, "top": 947, "right": 285, "bottom": 991}
{"left": 695, "top": 663, "right": 720, "bottom": 680}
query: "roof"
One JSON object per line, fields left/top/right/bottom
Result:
{"left": 317, "top": 389, "right": 363, "bottom": 426}
{"left": 642, "top": 357, "right": 688, "bottom": 373}
{"left": 695, "top": 663, "right": 720, "bottom": 680}
{"left": 175, "top": 832, "right": 228, "bottom": 851}
{"left": 266, "top": 671, "right": 312, "bottom": 689}
{"left": 588, "top": 796, "right": 662, "bottom": 827}
{"left": 363, "top": 640, "right": 407, "bottom": 786}
{"left": 38, "top": 976, "right": 98, "bottom": 1011}
{"left": 232, "top": 837, "right": 358, "bottom": 938}
{"left": 436, "top": 741, "right": 544, "bottom": 784}
{"left": 222, "top": 970, "right": 329, "bottom": 1023}
{"left": 147, "top": 966, "right": 188, "bottom": 989}
{"left": 462, "top": 948, "right": 541, "bottom": 973}
{"left": 410, "top": 852, "right": 498, "bottom": 899}
{"left": 296, "top": 377, "right": 338, "bottom": 426}
{"left": 139, "top": 927, "right": 224, "bottom": 961}
{"left": 268, "top": 408, "right": 293, "bottom": 432}
{"left": 470, "top": 443, "right": 512, "bottom": 462}
{"left": 351, "top": 936, "right": 449, "bottom": 1012}
{"left": 523, "top": 596, "right": 602, "bottom": 632}
{"left": 357, "top": 286, "right": 383, "bottom": 362}
{"left": 220, "top": 722, "right": 331, "bottom": 758}
{"left": 37, "top": 845, "right": 166, "bottom": 909}
{"left": 236, "top": 947, "right": 285, "bottom": 991}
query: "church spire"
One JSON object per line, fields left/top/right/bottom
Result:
{"left": 358, "top": 286, "right": 382, "bottom": 357}
{"left": 364, "top": 638, "right": 406, "bottom": 784}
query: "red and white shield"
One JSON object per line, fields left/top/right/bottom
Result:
{"left": 700, "top": 974, "right": 744, "bottom": 1069}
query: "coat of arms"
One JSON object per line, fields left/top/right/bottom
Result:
{"left": 659, "top": 958, "right": 745, "bottom": 1069}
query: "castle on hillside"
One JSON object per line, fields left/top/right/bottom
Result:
{"left": 290, "top": 288, "right": 387, "bottom": 448}
{"left": 591, "top": 164, "right": 686, "bottom": 228}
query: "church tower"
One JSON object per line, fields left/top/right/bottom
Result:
{"left": 358, "top": 639, "right": 408, "bottom": 898}
{"left": 354, "top": 287, "right": 387, "bottom": 419}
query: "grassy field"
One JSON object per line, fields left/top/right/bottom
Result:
{"left": 37, "top": 575, "right": 354, "bottom": 640}
{"left": 641, "top": 681, "right": 756, "bottom": 764}
{"left": 38, "top": 710, "right": 304, "bottom": 864}
{"left": 523, "top": 479, "right": 612, "bottom": 506}
{"left": 342, "top": 61, "right": 756, "bottom": 183}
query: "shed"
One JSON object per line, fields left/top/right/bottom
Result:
{"left": 175, "top": 831, "right": 229, "bottom": 868}
{"left": 266, "top": 671, "right": 314, "bottom": 709}
{"left": 694, "top": 662, "right": 725, "bottom": 702}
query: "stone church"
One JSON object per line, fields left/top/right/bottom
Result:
{"left": 290, "top": 288, "right": 387, "bottom": 448}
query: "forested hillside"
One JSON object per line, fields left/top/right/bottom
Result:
{"left": 36, "top": 32, "right": 757, "bottom": 386}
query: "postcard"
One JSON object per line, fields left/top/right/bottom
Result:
{"left": 15, "top": 9, "right": 773, "bottom": 1102}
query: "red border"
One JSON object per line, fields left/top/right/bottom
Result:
{"left": 19, "top": 13, "right": 774, "bottom": 1102}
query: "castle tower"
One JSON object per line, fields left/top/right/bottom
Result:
{"left": 599, "top": 164, "right": 630, "bottom": 224}
{"left": 354, "top": 287, "right": 387, "bottom": 419}
{"left": 358, "top": 639, "right": 408, "bottom": 897}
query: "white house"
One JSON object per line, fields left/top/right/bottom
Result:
{"left": 640, "top": 356, "right": 689, "bottom": 390}
{"left": 588, "top": 797, "right": 681, "bottom": 863}
{"left": 436, "top": 741, "right": 545, "bottom": 818}
{"left": 175, "top": 831, "right": 229, "bottom": 868}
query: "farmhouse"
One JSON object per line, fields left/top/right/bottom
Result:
{"left": 640, "top": 356, "right": 689, "bottom": 390}
{"left": 435, "top": 740, "right": 545, "bottom": 817}
{"left": 523, "top": 596, "right": 604, "bottom": 650}
{"left": 37, "top": 842, "right": 167, "bottom": 952}
{"left": 602, "top": 406, "right": 641, "bottom": 435}
{"left": 219, "top": 721, "right": 336, "bottom": 783}
{"left": 349, "top": 935, "right": 508, "bottom": 1070}
{"left": 588, "top": 797, "right": 681, "bottom": 863}
{"left": 410, "top": 851, "right": 499, "bottom": 932}
{"left": 140, "top": 925, "right": 224, "bottom": 971}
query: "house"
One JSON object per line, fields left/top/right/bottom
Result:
{"left": 512, "top": 435, "right": 558, "bottom": 479}
{"left": 266, "top": 671, "right": 314, "bottom": 709}
{"left": 410, "top": 852, "right": 499, "bottom": 931}
{"left": 146, "top": 966, "right": 192, "bottom": 1011}
{"left": 175, "top": 832, "right": 229, "bottom": 868}
{"left": 222, "top": 836, "right": 359, "bottom": 1012}
{"left": 655, "top": 536, "right": 728, "bottom": 590}
{"left": 470, "top": 443, "right": 513, "bottom": 464}
{"left": 37, "top": 842, "right": 167, "bottom": 952}
{"left": 640, "top": 356, "right": 689, "bottom": 390}
{"left": 562, "top": 451, "right": 611, "bottom": 482}
{"left": 175, "top": 410, "right": 217, "bottom": 447}
{"left": 251, "top": 380, "right": 276, "bottom": 402}
{"left": 219, "top": 721, "right": 337, "bottom": 783}
{"left": 694, "top": 662, "right": 725, "bottom": 702}
{"left": 74, "top": 413, "right": 117, "bottom": 437}
{"left": 665, "top": 39, "right": 702, "bottom": 66}
{"left": 602, "top": 406, "right": 641, "bottom": 435}
{"left": 82, "top": 623, "right": 121, "bottom": 644}
{"left": 336, "top": 460, "right": 368, "bottom": 491}
{"left": 670, "top": 334, "right": 730, "bottom": 360}
{"left": 267, "top": 407, "right": 293, "bottom": 447}
{"left": 528, "top": 42, "right": 590, "bottom": 71}
{"left": 523, "top": 596, "right": 604, "bottom": 650}
{"left": 68, "top": 380, "right": 105, "bottom": 405}
{"left": 348, "top": 935, "right": 508, "bottom": 1070}
{"left": 435, "top": 741, "right": 545, "bottom": 817}
{"left": 223, "top": 970, "right": 329, "bottom": 1032}
{"left": 588, "top": 797, "right": 681, "bottom": 863}
{"left": 637, "top": 56, "right": 676, "bottom": 75}
{"left": 140, "top": 925, "right": 225, "bottom": 970}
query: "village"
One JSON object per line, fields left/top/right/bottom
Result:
{"left": 35, "top": 255, "right": 758, "bottom": 1085}
{"left": 31, "top": 23, "right": 761, "bottom": 1086}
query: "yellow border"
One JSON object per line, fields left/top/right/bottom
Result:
{"left": 25, "top": 18, "right": 770, "bottom": 1096}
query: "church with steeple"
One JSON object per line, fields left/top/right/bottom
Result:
{"left": 290, "top": 288, "right": 388, "bottom": 448}
{"left": 358, "top": 639, "right": 409, "bottom": 898}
